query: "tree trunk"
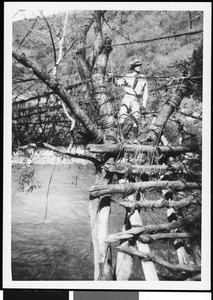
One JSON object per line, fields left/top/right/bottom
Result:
{"left": 89, "top": 180, "right": 201, "bottom": 199}
{"left": 77, "top": 11, "right": 115, "bottom": 280}
{"left": 91, "top": 11, "right": 114, "bottom": 138}
{"left": 12, "top": 50, "right": 102, "bottom": 142}
{"left": 147, "top": 83, "right": 189, "bottom": 144}
{"left": 89, "top": 173, "right": 113, "bottom": 280}
{"left": 120, "top": 196, "right": 197, "bottom": 210}
{"left": 87, "top": 143, "right": 198, "bottom": 154}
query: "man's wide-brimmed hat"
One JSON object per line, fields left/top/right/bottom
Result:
{"left": 129, "top": 58, "right": 142, "bottom": 70}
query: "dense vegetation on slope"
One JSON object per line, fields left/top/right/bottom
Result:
{"left": 12, "top": 10, "right": 203, "bottom": 148}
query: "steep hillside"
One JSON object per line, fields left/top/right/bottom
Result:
{"left": 13, "top": 10, "right": 203, "bottom": 81}
{"left": 12, "top": 10, "right": 203, "bottom": 147}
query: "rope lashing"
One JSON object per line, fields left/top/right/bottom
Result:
{"left": 91, "top": 131, "right": 104, "bottom": 144}
{"left": 122, "top": 181, "right": 135, "bottom": 198}
{"left": 178, "top": 178, "right": 189, "bottom": 191}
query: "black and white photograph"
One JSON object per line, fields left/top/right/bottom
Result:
{"left": 3, "top": 2, "right": 211, "bottom": 290}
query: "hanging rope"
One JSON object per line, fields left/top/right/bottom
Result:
{"left": 111, "top": 30, "right": 203, "bottom": 47}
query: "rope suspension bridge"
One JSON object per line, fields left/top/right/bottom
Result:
{"left": 12, "top": 12, "right": 203, "bottom": 280}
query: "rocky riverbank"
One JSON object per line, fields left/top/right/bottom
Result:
{"left": 12, "top": 146, "right": 92, "bottom": 165}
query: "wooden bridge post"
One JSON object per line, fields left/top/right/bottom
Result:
{"left": 116, "top": 213, "right": 134, "bottom": 280}
{"left": 128, "top": 195, "right": 159, "bottom": 281}
{"left": 166, "top": 194, "right": 190, "bottom": 265}
{"left": 89, "top": 172, "right": 113, "bottom": 280}
{"left": 116, "top": 191, "right": 159, "bottom": 281}
{"left": 146, "top": 83, "right": 188, "bottom": 144}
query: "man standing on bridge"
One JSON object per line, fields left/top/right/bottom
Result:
{"left": 109, "top": 58, "right": 148, "bottom": 138}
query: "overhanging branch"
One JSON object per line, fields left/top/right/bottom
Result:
{"left": 43, "top": 143, "right": 101, "bottom": 166}
{"left": 12, "top": 50, "right": 103, "bottom": 142}
{"left": 16, "top": 142, "right": 101, "bottom": 166}
{"left": 40, "top": 11, "right": 57, "bottom": 63}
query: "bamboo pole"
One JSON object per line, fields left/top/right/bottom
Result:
{"left": 115, "top": 218, "right": 134, "bottom": 280}
{"left": 116, "top": 242, "right": 134, "bottom": 280}
{"left": 97, "top": 196, "right": 113, "bottom": 280}
{"left": 116, "top": 193, "right": 159, "bottom": 280}
{"left": 164, "top": 189, "right": 191, "bottom": 265}
{"left": 128, "top": 195, "right": 159, "bottom": 281}
{"left": 88, "top": 173, "right": 113, "bottom": 280}
{"left": 89, "top": 195, "right": 100, "bottom": 280}
{"left": 167, "top": 207, "right": 190, "bottom": 264}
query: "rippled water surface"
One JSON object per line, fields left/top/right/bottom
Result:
{"left": 12, "top": 163, "right": 173, "bottom": 281}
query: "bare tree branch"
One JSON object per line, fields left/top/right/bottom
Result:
{"left": 13, "top": 77, "right": 37, "bottom": 84}
{"left": 117, "top": 245, "right": 201, "bottom": 273}
{"left": 18, "top": 17, "right": 38, "bottom": 48}
{"left": 89, "top": 180, "right": 200, "bottom": 199}
{"left": 40, "top": 11, "right": 57, "bottom": 64}
{"left": 16, "top": 142, "right": 101, "bottom": 166}
{"left": 138, "top": 231, "right": 200, "bottom": 244}
{"left": 104, "top": 212, "right": 201, "bottom": 243}
{"left": 13, "top": 91, "right": 54, "bottom": 104}
{"left": 13, "top": 50, "right": 103, "bottom": 142}
{"left": 120, "top": 196, "right": 198, "bottom": 210}
{"left": 43, "top": 143, "right": 101, "bottom": 166}
{"left": 13, "top": 78, "right": 94, "bottom": 104}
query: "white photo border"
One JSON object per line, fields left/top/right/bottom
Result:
{"left": 4, "top": 1, "right": 211, "bottom": 290}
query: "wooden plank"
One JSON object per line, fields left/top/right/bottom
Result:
{"left": 167, "top": 207, "right": 190, "bottom": 265}
{"left": 120, "top": 196, "right": 197, "bottom": 210}
{"left": 88, "top": 173, "right": 113, "bottom": 280}
{"left": 104, "top": 162, "right": 169, "bottom": 175}
{"left": 128, "top": 194, "right": 159, "bottom": 281}
{"left": 116, "top": 221, "right": 134, "bottom": 280}
{"left": 87, "top": 143, "right": 198, "bottom": 154}
{"left": 89, "top": 180, "right": 201, "bottom": 198}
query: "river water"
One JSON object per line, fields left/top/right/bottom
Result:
{"left": 11, "top": 162, "right": 174, "bottom": 281}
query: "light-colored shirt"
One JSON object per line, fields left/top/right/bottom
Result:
{"left": 116, "top": 71, "right": 148, "bottom": 108}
